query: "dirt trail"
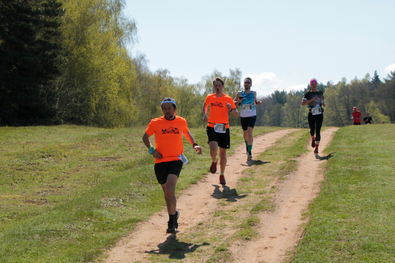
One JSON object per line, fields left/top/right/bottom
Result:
{"left": 103, "top": 128, "right": 337, "bottom": 263}
{"left": 231, "top": 127, "right": 338, "bottom": 262}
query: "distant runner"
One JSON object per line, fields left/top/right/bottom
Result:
{"left": 203, "top": 77, "right": 239, "bottom": 185}
{"left": 363, "top": 112, "right": 373, "bottom": 124}
{"left": 302, "top": 78, "right": 326, "bottom": 154}
{"left": 234, "top": 77, "right": 262, "bottom": 159}
{"left": 142, "top": 97, "right": 202, "bottom": 234}
{"left": 352, "top": 106, "right": 362, "bottom": 125}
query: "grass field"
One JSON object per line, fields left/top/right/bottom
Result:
{"left": 292, "top": 124, "right": 395, "bottom": 262}
{"left": 1, "top": 124, "right": 394, "bottom": 262}
{"left": 0, "top": 125, "right": 277, "bottom": 262}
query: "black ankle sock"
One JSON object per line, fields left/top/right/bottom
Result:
{"left": 169, "top": 214, "right": 176, "bottom": 223}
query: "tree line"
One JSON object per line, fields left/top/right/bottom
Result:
{"left": 1, "top": 0, "right": 394, "bottom": 128}
{"left": 256, "top": 71, "right": 394, "bottom": 128}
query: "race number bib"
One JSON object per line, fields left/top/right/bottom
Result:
{"left": 311, "top": 106, "right": 322, "bottom": 115}
{"left": 242, "top": 104, "right": 253, "bottom": 111}
{"left": 214, "top": 123, "right": 226, "bottom": 133}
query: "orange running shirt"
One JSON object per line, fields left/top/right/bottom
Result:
{"left": 204, "top": 93, "right": 236, "bottom": 128}
{"left": 145, "top": 116, "right": 189, "bottom": 164}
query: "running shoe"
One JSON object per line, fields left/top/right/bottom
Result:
{"left": 166, "top": 211, "right": 180, "bottom": 233}
{"left": 311, "top": 137, "right": 316, "bottom": 148}
{"left": 314, "top": 147, "right": 319, "bottom": 154}
{"left": 166, "top": 221, "right": 176, "bottom": 234}
{"left": 219, "top": 174, "right": 226, "bottom": 185}
{"left": 247, "top": 152, "right": 252, "bottom": 159}
{"left": 210, "top": 160, "right": 217, "bottom": 174}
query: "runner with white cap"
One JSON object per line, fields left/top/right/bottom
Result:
{"left": 142, "top": 97, "right": 202, "bottom": 233}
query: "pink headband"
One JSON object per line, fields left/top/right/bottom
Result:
{"left": 310, "top": 78, "right": 317, "bottom": 85}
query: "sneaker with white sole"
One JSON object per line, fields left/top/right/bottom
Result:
{"left": 166, "top": 221, "right": 176, "bottom": 234}
{"left": 166, "top": 210, "right": 180, "bottom": 234}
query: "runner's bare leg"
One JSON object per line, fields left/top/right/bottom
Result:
{"left": 209, "top": 141, "right": 218, "bottom": 162}
{"left": 219, "top": 147, "right": 227, "bottom": 174}
{"left": 161, "top": 174, "right": 178, "bottom": 215}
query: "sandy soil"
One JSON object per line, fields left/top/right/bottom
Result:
{"left": 102, "top": 128, "right": 338, "bottom": 263}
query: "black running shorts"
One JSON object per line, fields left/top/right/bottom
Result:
{"left": 240, "top": 116, "right": 257, "bottom": 130}
{"left": 154, "top": 160, "right": 183, "bottom": 184}
{"left": 206, "top": 126, "right": 230, "bottom": 149}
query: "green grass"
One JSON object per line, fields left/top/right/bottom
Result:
{"left": 293, "top": 124, "right": 395, "bottom": 262}
{"left": 0, "top": 124, "right": 278, "bottom": 262}
{"left": 3, "top": 124, "right": 393, "bottom": 262}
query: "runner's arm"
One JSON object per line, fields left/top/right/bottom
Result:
{"left": 230, "top": 107, "right": 239, "bottom": 118}
{"left": 184, "top": 131, "right": 202, "bottom": 154}
{"left": 142, "top": 132, "right": 162, "bottom": 159}
{"left": 234, "top": 91, "right": 241, "bottom": 104}
{"left": 228, "top": 100, "right": 239, "bottom": 118}
{"left": 142, "top": 132, "right": 152, "bottom": 148}
{"left": 253, "top": 91, "right": 262, "bottom": 105}
{"left": 202, "top": 103, "right": 208, "bottom": 122}
{"left": 301, "top": 97, "right": 318, "bottom": 106}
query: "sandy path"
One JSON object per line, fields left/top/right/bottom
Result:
{"left": 103, "top": 127, "right": 338, "bottom": 262}
{"left": 103, "top": 129, "right": 295, "bottom": 262}
{"left": 230, "top": 127, "right": 338, "bottom": 263}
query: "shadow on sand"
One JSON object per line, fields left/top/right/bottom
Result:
{"left": 146, "top": 235, "right": 210, "bottom": 259}
{"left": 241, "top": 158, "right": 270, "bottom": 167}
{"left": 211, "top": 184, "right": 247, "bottom": 202}
{"left": 315, "top": 152, "right": 336, "bottom": 160}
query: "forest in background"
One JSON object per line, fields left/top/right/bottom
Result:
{"left": 1, "top": 0, "right": 394, "bottom": 128}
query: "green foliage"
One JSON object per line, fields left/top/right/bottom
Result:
{"left": 1, "top": 0, "right": 393, "bottom": 128}
{"left": 365, "top": 100, "right": 390, "bottom": 124}
{"left": 54, "top": 0, "right": 138, "bottom": 127}
{"left": 283, "top": 91, "right": 308, "bottom": 128}
{"left": 324, "top": 85, "right": 348, "bottom": 126}
{"left": 374, "top": 75, "right": 395, "bottom": 122}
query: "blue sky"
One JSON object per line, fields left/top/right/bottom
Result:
{"left": 125, "top": 0, "right": 395, "bottom": 97}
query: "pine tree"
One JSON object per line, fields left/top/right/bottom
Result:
{"left": 0, "top": 0, "right": 63, "bottom": 126}
{"left": 371, "top": 70, "right": 382, "bottom": 90}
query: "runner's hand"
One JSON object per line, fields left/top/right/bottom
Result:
{"left": 194, "top": 145, "right": 202, "bottom": 155}
{"left": 203, "top": 115, "right": 208, "bottom": 122}
{"left": 152, "top": 150, "right": 162, "bottom": 159}
{"left": 226, "top": 103, "right": 232, "bottom": 110}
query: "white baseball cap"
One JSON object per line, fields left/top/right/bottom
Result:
{"left": 161, "top": 97, "right": 177, "bottom": 107}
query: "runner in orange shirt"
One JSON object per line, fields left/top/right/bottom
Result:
{"left": 142, "top": 97, "right": 202, "bottom": 234}
{"left": 203, "top": 77, "right": 239, "bottom": 185}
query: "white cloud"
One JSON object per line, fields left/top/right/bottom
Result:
{"left": 384, "top": 63, "right": 395, "bottom": 75}
{"left": 245, "top": 72, "right": 306, "bottom": 98}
